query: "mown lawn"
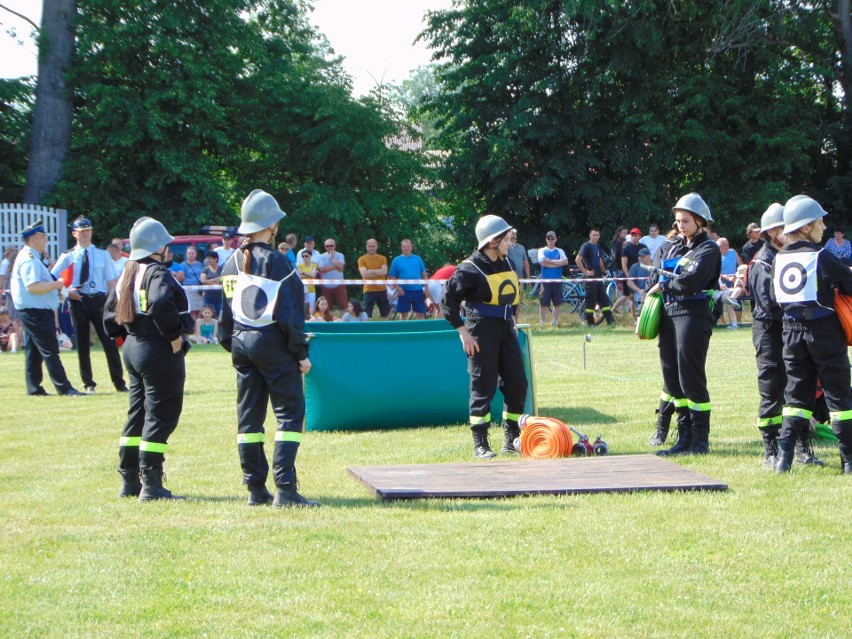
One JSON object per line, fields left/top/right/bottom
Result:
{"left": 1, "top": 316, "right": 849, "bottom": 638}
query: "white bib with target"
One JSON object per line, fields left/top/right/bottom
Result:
{"left": 774, "top": 251, "right": 819, "bottom": 304}
{"left": 231, "top": 272, "right": 282, "bottom": 327}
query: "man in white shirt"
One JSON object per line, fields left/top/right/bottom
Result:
{"left": 639, "top": 223, "right": 667, "bottom": 261}
{"left": 214, "top": 232, "right": 235, "bottom": 264}
{"left": 51, "top": 216, "right": 127, "bottom": 393}
{"left": 317, "top": 238, "right": 347, "bottom": 311}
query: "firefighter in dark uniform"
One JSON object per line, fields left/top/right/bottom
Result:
{"left": 104, "top": 217, "right": 194, "bottom": 500}
{"left": 441, "top": 214, "right": 528, "bottom": 459}
{"left": 645, "top": 193, "right": 721, "bottom": 456}
{"left": 771, "top": 195, "right": 852, "bottom": 475}
{"left": 748, "top": 203, "right": 824, "bottom": 468}
{"left": 218, "top": 189, "right": 317, "bottom": 507}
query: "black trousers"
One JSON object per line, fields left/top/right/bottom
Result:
{"left": 752, "top": 318, "right": 785, "bottom": 424}
{"left": 118, "top": 335, "right": 185, "bottom": 473}
{"left": 69, "top": 295, "right": 125, "bottom": 389}
{"left": 781, "top": 318, "right": 852, "bottom": 449}
{"left": 19, "top": 308, "right": 73, "bottom": 395}
{"left": 364, "top": 291, "right": 390, "bottom": 318}
{"left": 232, "top": 329, "right": 305, "bottom": 488}
{"left": 658, "top": 307, "right": 713, "bottom": 405}
{"left": 467, "top": 317, "right": 528, "bottom": 425}
{"left": 584, "top": 281, "right": 610, "bottom": 311}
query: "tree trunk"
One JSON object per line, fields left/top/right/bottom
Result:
{"left": 23, "top": 0, "right": 77, "bottom": 205}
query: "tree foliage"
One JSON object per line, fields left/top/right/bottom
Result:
{"left": 419, "top": 0, "right": 850, "bottom": 246}
{"left": 0, "top": 78, "right": 33, "bottom": 202}
{"left": 41, "top": 0, "right": 435, "bottom": 275}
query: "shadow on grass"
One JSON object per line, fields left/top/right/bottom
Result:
{"left": 539, "top": 405, "right": 617, "bottom": 425}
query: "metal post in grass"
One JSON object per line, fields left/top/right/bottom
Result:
{"left": 583, "top": 333, "right": 592, "bottom": 370}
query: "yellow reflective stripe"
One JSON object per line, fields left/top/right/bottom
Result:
{"left": 673, "top": 398, "right": 688, "bottom": 408}
{"left": 829, "top": 410, "right": 852, "bottom": 421}
{"left": 600, "top": 306, "right": 611, "bottom": 311}
{"left": 238, "top": 433, "right": 265, "bottom": 444}
{"left": 138, "top": 289, "right": 148, "bottom": 313}
{"left": 275, "top": 431, "right": 302, "bottom": 443}
{"left": 660, "top": 392, "right": 674, "bottom": 402}
{"left": 757, "top": 416, "right": 782, "bottom": 428}
{"left": 120, "top": 436, "right": 141, "bottom": 447}
{"left": 139, "top": 440, "right": 168, "bottom": 453}
{"left": 470, "top": 414, "right": 491, "bottom": 425}
{"left": 688, "top": 400, "right": 711, "bottom": 412}
{"left": 503, "top": 411, "right": 522, "bottom": 422}
{"left": 782, "top": 406, "right": 813, "bottom": 419}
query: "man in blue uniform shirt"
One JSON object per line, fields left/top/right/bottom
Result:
{"left": 10, "top": 220, "right": 84, "bottom": 396}
{"left": 52, "top": 216, "right": 127, "bottom": 393}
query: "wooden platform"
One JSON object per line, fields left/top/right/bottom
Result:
{"left": 348, "top": 454, "right": 728, "bottom": 501}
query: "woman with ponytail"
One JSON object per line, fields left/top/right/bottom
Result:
{"left": 218, "top": 190, "right": 317, "bottom": 507}
{"left": 104, "top": 217, "right": 194, "bottom": 500}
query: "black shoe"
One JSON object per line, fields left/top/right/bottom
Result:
{"left": 649, "top": 425, "right": 669, "bottom": 447}
{"left": 115, "top": 385, "right": 129, "bottom": 393}
{"left": 273, "top": 484, "right": 320, "bottom": 508}
{"left": 472, "top": 427, "right": 497, "bottom": 459}
{"left": 118, "top": 472, "right": 142, "bottom": 498}
{"left": 139, "top": 466, "right": 185, "bottom": 501}
{"left": 247, "top": 485, "right": 274, "bottom": 506}
{"left": 794, "top": 437, "right": 825, "bottom": 466}
{"left": 775, "top": 442, "right": 795, "bottom": 474}
{"left": 61, "top": 388, "right": 86, "bottom": 397}
{"left": 29, "top": 388, "right": 49, "bottom": 396}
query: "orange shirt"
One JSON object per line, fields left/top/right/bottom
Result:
{"left": 357, "top": 253, "right": 388, "bottom": 292}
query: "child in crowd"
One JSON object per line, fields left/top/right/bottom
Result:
{"left": 190, "top": 305, "right": 219, "bottom": 344}
{"left": 0, "top": 307, "right": 18, "bottom": 353}
{"left": 342, "top": 300, "right": 368, "bottom": 321}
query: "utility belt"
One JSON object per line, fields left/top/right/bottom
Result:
{"left": 466, "top": 302, "right": 515, "bottom": 320}
{"left": 74, "top": 291, "right": 106, "bottom": 299}
{"left": 233, "top": 321, "right": 281, "bottom": 332}
{"left": 783, "top": 306, "right": 835, "bottom": 323}
{"left": 663, "top": 292, "right": 707, "bottom": 305}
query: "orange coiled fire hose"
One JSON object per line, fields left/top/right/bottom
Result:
{"left": 518, "top": 415, "right": 574, "bottom": 459}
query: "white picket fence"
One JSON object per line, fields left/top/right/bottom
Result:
{"left": 0, "top": 203, "right": 68, "bottom": 260}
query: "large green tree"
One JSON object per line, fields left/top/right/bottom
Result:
{"left": 0, "top": 78, "right": 33, "bottom": 201}
{"left": 46, "top": 0, "right": 436, "bottom": 276}
{"left": 420, "top": 0, "right": 844, "bottom": 246}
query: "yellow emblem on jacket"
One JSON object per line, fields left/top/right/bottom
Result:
{"left": 484, "top": 270, "right": 520, "bottom": 306}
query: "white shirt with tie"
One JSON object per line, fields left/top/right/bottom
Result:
{"left": 51, "top": 244, "right": 118, "bottom": 295}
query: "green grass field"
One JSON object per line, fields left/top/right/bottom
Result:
{"left": 1, "top": 317, "right": 849, "bottom": 638}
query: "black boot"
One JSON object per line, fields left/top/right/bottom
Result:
{"left": 774, "top": 438, "right": 795, "bottom": 473}
{"left": 657, "top": 408, "right": 692, "bottom": 457}
{"left": 759, "top": 426, "right": 780, "bottom": 470}
{"left": 688, "top": 409, "right": 710, "bottom": 455}
{"left": 139, "top": 465, "right": 185, "bottom": 501}
{"left": 839, "top": 443, "right": 852, "bottom": 475}
{"left": 649, "top": 399, "right": 674, "bottom": 447}
{"left": 472, "top": 426, "right": 496, "bottom": 459}
{"left": 501, "top": 420, "right": 521, "bottom": 455}
{"left": 794, "top": 430, "right": 825, "bottom": 466}
{"left": 118, "top": 469, "right": 142, "bottom": 498}
{"left": 247, "top": 484, "right": 274, "bottom": 506}
{"left": 273, "top": 483, "right": 320, "bottom": 508}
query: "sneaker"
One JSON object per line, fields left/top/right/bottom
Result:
{"left": 61, "top": 388, "right": 87, "bottom": 397}
{"left": 551, "top": 320, "right": 558, "bottom": 327}
{"left": 539, "top": 320, "right": 547, "bottom": 327}
{"left": 727, "top": 322, "right": 739, "bottom": 330}
{"left": 85, "top": 386, "right": 96, "bottom": 395}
